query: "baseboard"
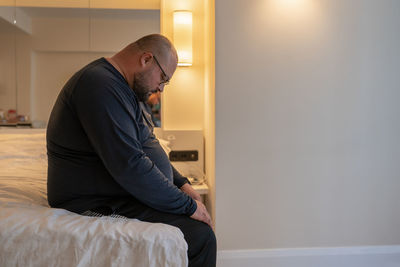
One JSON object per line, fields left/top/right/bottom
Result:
{"left": 217, "top": 246, "right": 400, "bottom": 267}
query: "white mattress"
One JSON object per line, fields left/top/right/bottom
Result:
{"left": 0, "top": 129, "right": 188, "bottom": 267}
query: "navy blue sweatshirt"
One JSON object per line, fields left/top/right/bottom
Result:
{"left": 46, "top": 58, "right": 196, "bottom": 215}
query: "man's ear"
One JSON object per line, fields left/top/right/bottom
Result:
{"left": 139, "top": 52, "right": 153, "bottom": 67}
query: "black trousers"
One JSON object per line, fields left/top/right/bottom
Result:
{"left": 88, "top": 199, "right": 217, "bottom": 267}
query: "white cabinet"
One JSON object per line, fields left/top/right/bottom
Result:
{"left": 0, "top": 3, "right": 160, "bottom": 124}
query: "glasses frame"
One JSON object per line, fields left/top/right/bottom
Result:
{"left": 153, "top": 55, "right": 170, "bottom": 85}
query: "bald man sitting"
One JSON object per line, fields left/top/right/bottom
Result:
{"left": 47, "top": 34, "right": 216, "bottom": 267}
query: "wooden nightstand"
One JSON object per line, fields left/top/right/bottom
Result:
{"left": 192, "top": 183, "right": 209, "bottom": 195}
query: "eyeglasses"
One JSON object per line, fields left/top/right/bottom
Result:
{"left": 153, "top": 55, "right": 170, "bottom": 85}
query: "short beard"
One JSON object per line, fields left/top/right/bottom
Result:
{"left": 132, "top": 70, "right": 152, "bottom": 102}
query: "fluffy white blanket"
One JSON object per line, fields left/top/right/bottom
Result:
{"left": 0, "top": 129, "right": 188, "bottom": 267}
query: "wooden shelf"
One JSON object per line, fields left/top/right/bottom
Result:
{"left": 0, "top": 122, "right": 32, "bottom": 128}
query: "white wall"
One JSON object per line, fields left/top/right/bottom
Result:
{"left": 215, "top": 0, "right": 400, "bottom": 251}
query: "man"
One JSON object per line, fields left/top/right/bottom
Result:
{"left": 47, "top": 34, "right": 216, "bottom": 267}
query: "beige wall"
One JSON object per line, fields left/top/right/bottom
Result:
{"left": 215, "top": 0, "right": 400, "bottom": 250}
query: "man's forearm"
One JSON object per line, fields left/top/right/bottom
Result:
{"left": 180, "top": 183, "right": 202, "bottom": 202}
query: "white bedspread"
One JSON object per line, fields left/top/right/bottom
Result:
{"left": 0, "top": 129, "right": 188, "bottom": 267}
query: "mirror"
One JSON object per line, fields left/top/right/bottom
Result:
{"left": 0, "top": 3, "right": 161, "bottom": 128}
{"left": 0, "top": 4, "right": 17, "bottom": 125}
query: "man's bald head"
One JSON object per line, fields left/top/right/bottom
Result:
{"left": 107, "top": 34, "right": 178, "bottom": 102}
{"left": 130, "top": 34, "right": 178, "bottom": 64}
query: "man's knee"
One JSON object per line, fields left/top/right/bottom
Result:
{"left": 186, "top": 222, "right": 216, "bottom": 262}
{"left": 189, "top": 222, "right": 215, "bottom": 246}
{"left": 204, "top": 224, "right": 216, "bottom": 249}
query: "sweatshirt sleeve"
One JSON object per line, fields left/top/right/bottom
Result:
{"left": 172, "top": 165, "right": 191, "bottom": 188}
{"left": 72, "top": 74, "right": 197, "bottom": 216}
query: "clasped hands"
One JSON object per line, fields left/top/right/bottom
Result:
{"left": 180, "top": 183, "right": 213, "bottom": 229}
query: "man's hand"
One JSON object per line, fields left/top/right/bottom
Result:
{"left": 180, "top": 183, "right": 202, "bottom": 202}
{"left": 190, "top": 200, "right": 213, "bottom": 228}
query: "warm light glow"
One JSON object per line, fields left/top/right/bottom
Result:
{"left": 254, "top": 0, "right": 319, "bottom": 33}
{"left": 174, "top": 11, "right": 192, "bottom": 25}
{"left": 173, "top": 10, "right": 193, "bottom": 66}
{"left": 270, "top": 0, "right": 314, "bottom": 16}
{"left": 276, "top": 0, "right": 305, "bottom": 8}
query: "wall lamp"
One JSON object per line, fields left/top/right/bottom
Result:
{"left": 173, "top": 10, "right": 193, "bottom": 66}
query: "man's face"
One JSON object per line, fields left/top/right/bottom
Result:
{"left": 132, "top": 68, "right": 157, "bottom": 102}
{"left": 132, "top": 53, "right": 176, "bottom": 102}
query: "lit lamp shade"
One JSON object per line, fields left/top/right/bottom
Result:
{"left": 173, "top": 10, "right": 193, "bottom": 66}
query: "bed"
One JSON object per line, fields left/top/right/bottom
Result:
{"left": 0, "top": 128, "right": 188, "bottom": 267}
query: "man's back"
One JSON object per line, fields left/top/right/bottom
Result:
{"left": 47, "top": 58, "right": 138, "bottom": 213}
{"left": 47, "top": 58, "right": 194, "bottom": 215}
